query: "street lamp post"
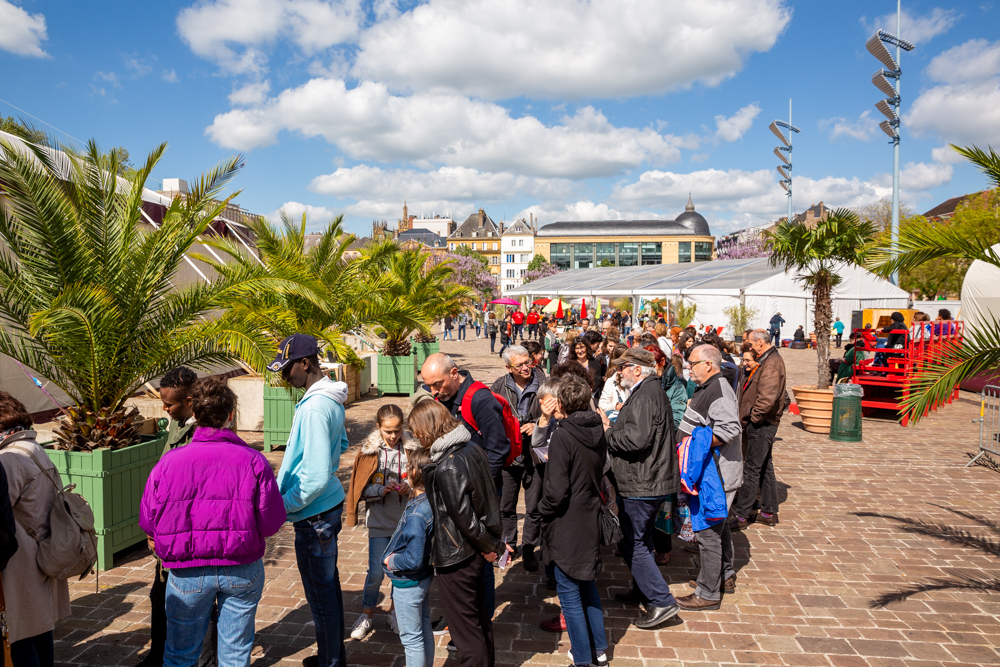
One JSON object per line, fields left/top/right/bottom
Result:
{"left": 769, "top": 100, "right": 800, "bottom": 224}
{"left": 867, "top": 0, "right": 915, "bottom": 285}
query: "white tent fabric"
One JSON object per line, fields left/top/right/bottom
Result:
{"left": 960, "top": 243, "right": 1000, "bottom": 339}
{"left": 508, "top": 258, "right": 908, "bottom": 334}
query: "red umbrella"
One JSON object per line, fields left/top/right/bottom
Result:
{"left": 581, "top": 298, "right": 588, "bottom": 320}
{"left": 556, "top": 300, "right": 563, "bottom": 319}
{"left": 532, "top": 298, "right": 551, "bottom": 306}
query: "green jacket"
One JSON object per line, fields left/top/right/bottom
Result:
{"left": 162, "top": 418, "right": 196, "bottom": 456}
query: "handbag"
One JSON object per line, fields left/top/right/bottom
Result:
{"left": 0, "top": 568, "right": 11, "bottom": 666}
{"left": 654, "top": 495, "right": 676, "bottom": 535}
{"left": 583, "top": 456, "right": 623, "bottom": 547}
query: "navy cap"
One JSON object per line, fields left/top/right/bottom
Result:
{"left": 268, "top": 334, "right": 321, "bottom": 373}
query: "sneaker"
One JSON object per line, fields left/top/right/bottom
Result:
{"left": 447, "top": 640, "right": 457, "bottom": 652}
{"left": 568, "top": 650, "right": 609, "bottom": 667}
{"left": 387, "top": 609, "right": 399, "bottom": 634}
{"left": 350, "top": 613, "right": 373, "bottom": 640}
{"left": 431, "top": 617, "right": 448, "bottom": 636}
{"left": 540, "top": 613, "right": 566, "bottom": 632}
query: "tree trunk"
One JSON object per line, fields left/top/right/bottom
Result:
{"left": 813, "top": 274, "right": 833, "bottom": 389}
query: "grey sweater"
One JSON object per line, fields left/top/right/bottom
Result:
{"left": 361, "top": 431, "right": 411, "bottom": 538}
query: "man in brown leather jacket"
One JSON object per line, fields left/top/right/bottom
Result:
{"left": 732, "top": 329, "right": 786, "bottom": 530}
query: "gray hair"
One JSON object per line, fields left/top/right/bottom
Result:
{"left": 538, "top": 376, "right": 564, "bottom": 399}
{"left": 690, "top": 344, "right": 722, "bottom": 366}
{"left": 501, "top": 345, "right": 529, "bottom": 366}
{"left": 637, "top": 365, "right": 657, "bottom": 378}
{"left": 749, "top": 329, "right": 771, "bottom": 344}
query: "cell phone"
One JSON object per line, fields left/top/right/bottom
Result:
{"left": 498, "top": 546, "right": 511, "bottom": 569}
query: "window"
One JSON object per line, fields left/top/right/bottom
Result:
{"left": 641, "top": 242, "right": 662, "bottom": 265}
{"left": 695, "top": 241, "right": 713, "bottom": 262}
{"left": 449, "top": 243, "right": 455, "bottom": 250}
{"left": 490, "top": 256, "right": 499, "bottom": 264}
{"left": 471, "top": 243, "right": 477, "bottom": 250}
{"left": 518, "top": 239, "right": 523, "bottom": 247}
{"left": 521, "top": 254, "right": 531, "bottom": 263}
{"left": 492, "top": 242, "right": 498, "bottom": 250}
{"left": 618, "top": 242, "right": 638, "bottom": 267}
{"left": 456, "top": 232, "right": 462, "bottom": 237}
{"left": 506, "top": 269, "right": 515, "bottom": 278}
{"left": 472, "top": 231, "right": 478, "bottom": 237}
{"left": 573, "top": 242, "right": 594, "bottom": 269}
{"left": 678, "top": 241, "right": 691, "bottom": 263}
{"left": 551, "top": 243, "right": 571, "bottom": 270}
{"left": 596, "top": 242, "right": 616, "bottom": 266}
{"left": 461, "top": 242, "right": 467, "bottom": 248}
{"left": 519, "top": 268, "right": 525, "bottom": 276}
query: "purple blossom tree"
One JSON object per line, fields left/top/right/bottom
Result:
{"left": 523, "top": 254, "right": 562, "bottom": 284}
{"left": 715, "top": 233, "right": 771, "bottom": 260}
{"left": 427, "top": 251, "right": 499, "bottom": 302}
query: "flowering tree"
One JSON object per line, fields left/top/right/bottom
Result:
{"left": 715, "top": 232, "right": 771, "bottom": 260}
{"left": 427, "top": 249, "right": 498, "bottom": 303}
{"left": 523, "top": 254, "right": 562, "bottom": 284}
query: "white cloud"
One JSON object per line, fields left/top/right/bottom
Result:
{"left": 613, "top": 168, "right": 776, "bottom": 212}
{"left": 517, "top": 201, "right": 665, "bottom": 225}
{"left": 123, "top": 53, "right": 153, "bottom": 78}
{"left": 176, "top": 0, "right": 362, "bottom": 74}
{"left": 907, "top": 39, "right": 1000, "bottom": 146}
{"left": 229, "top": 80, "right": 271, "bottom": 105}
{"left": 206, "top": 78, "right": 700, "bottom": 178}
{"left": 819, "top": 110, "right": 879, "bottom": 141}
{"left": 862, "top": 7, "right": 960, "bottom": 43}
{"left": 714, "top": 104, "right": 760, "bottom": 142}
{"left": 931, "top": 145, "right": 965, "bottom": 164}
{"left": 0, "top": 0, "right": 47, "bottom": 57}
{"left": 162, "top": 69, "right": 179, "bottom": 83}
{"left": 266, "top": 201, "right": 338, "bottom": 227}
{"left": 352, "top": 0, "right": 791, "bottom": 99}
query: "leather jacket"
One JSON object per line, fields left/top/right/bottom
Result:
{"left": 423, "top": 427, "right": 504, "bottom": 569}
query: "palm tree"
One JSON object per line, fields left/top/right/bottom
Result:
{"left": 201, "top": 212, "right": 423, "bottom": 366}
{"left": 867, "top": 144, "right": 1000, "bottom": 420}
{"left": 368, "top": 246, "right": 476, "bottom": 356}
{"left": 0, "top": 138, "right": 299, "bottom": 450}
{"left": 766, "top": 209, "right": 877, "bottom": 389}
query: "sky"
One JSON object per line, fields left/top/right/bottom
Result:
{"left": 0, "top": 0, "right": 998, "bottom": 238}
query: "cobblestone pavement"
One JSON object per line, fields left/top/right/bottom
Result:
{"left": 56, "top": 336, "right": 1000, "bottom": 667}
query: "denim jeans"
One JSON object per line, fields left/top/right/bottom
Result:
{"left": 475, "top": 323, "right": 481, "bottom": 337}
{"left": 362, "top": 535, "right": 391, "bottom": 609}
{"left": 164, "top": 560, "right": 264, "bottom": 667}
{"left": 458, "top": 324, "right": 467, "bottom": 340}
{"left": 392, "top": 578, "right": 434, "bottom": 667}
{"left": 618, "top": 497, "right": 676, "bottom": 608}
{"left": 10, "top": 630, "right": 54, "bottom": 667}
{"left": 294, "top": 504, "right": 347, "bottom": 667}
{"left": 489, "top": 334, "right": 496, "bottom": 352}
{"left": 443, "top": 328, "right": 453, "bottom": 340}
{"left": 554, "top": 566, "right": 607, "bottom": 666}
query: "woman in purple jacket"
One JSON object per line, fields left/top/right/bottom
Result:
{"left": 141, "top": 377, "right": 286, "bottom": 667}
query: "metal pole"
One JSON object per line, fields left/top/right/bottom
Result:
{"left": 788, "top": 99, "right": 793, "bottom": 224}
{"left": 891, "top": 0, "right": 901, "bottom": 286}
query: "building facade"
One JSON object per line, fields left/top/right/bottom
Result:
{"left": 448, "top": 208, "right": 502, "bottom": 274}
{"left": 500, "top": 218, "right": 535, "bottom": 294}
{"left": 534, "top": 197, "right": 714, "bottom": 270}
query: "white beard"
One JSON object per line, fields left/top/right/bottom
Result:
{"left": 620, "top": 373, "right": 639, "bottom": 390}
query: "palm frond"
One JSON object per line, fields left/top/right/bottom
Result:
{"left": 951, "top": 143, "right": 1000, "bottom": 188}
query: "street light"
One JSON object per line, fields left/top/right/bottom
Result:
{"left": 769, "top": 99, "right": 800, "bottom": 225}
{"left": 866, "top": 0, "right": 915, "bottom": 285}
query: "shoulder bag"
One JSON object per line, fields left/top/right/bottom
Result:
{"left": 582, "top": 452, "right": 623, "bottom": 547}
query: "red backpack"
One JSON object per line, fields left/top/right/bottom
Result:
{"left": 459, "top": 381, "right": 522, "bottom": 467}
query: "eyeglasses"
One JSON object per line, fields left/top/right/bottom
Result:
{"left": 507, "top": 361, "right": 532, "bottom": 369}
{"left": 689, "top": 359, "right": 712, "bottom": 367}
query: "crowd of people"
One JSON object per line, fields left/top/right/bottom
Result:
{"left": 0, "top": 307, "right": 793, "bottom": 667}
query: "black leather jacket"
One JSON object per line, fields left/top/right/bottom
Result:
{"left": 423, "top": 434, "right": 504, "bottom": 569}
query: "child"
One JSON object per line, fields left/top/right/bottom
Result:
{"left": 345, "top": 404, "right": 417, "bottom": 639}
{"left": 382, "top": 447, "right": 435, "bottom": 667}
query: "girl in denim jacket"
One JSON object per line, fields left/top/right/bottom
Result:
{"left": 382, "top": 447, "right": 435, "bottom": 667}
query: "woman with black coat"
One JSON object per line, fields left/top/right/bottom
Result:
{"left": 538, "top": 375, "right": 609, "bottom": 667}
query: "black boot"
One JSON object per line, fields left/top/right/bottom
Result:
{"left": 522, "top": 545, "right": 539, "bottom": 572}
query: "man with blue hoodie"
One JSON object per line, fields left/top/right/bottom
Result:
{"left": 271, "top": 334, "right": 351, "bottom": 667}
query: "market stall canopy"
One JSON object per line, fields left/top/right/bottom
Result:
{"left": 532, "top": 298, "right": 552, "bottom": 306}
{"left": 542, "top": 299, "right": 571, "bottom": 314}
{"left": 491, "top": 297, "right": 521, "bottom": 306}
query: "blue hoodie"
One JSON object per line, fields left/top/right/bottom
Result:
{"left": 277, "top": 377, "right": 351, "bottom": 523}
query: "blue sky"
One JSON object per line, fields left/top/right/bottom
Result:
{"left": 1, "top": 0, "right": 998, "bottom": 237}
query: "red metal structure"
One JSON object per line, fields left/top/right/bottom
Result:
{"left": 849, "top": 321, "right": 964, "bottom": 426}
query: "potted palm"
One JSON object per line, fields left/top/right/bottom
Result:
{"left": 723, "top": 304, "right": 759, "bottom": 343}
{"left": 0, "top": 139, "right": 288, "bottom": 567}
{"left": 767, "top": 209, "right": 876, "bottom": 433}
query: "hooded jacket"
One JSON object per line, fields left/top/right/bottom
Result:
{"left": 140, "top": 427, "right": 286, "bottom": 568}
{"left": 678, "top": 372, "right": 743, "bottom": 492}
{"left": 345, "top": 428, "right": 420, "bottom": 531}
{"left": 676, "top": 426, "right": 728, "bottom": 532}
{"left": 605, "top": 375, "right": 679, "bottom": 498}
{"left": 423, "top": 426, "right": 503, "bottom": 569}
{"left": 276, "top": 376, "right": 351, "bottom": 523}
{"left": 538, "top": 410, "right": 607, "bottom": 581}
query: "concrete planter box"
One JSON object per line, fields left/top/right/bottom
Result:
{"left": 44, "top": 430, "right": 168, "bottom": 571}
{"left": 263, "top": 383, "right": 304, "bottom": 452}
{"left": 377, "top": 354, "right": 418, "bottom": 396}
{"left": 412, "top": 339, "right": 440, "bottom": 369}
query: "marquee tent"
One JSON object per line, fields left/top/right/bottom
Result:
{"left": 506, "top": 257, "right": 908, "bottom": 334}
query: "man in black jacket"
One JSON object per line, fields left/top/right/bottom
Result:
{"left": 490, "top": 345, "right": 544, "bottom": 570}
{"left": 604, "top": 348, "right": 680, "bottom": 629}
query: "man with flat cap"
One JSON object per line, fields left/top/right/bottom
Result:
{"left": 271, "top": 334, "right": 351, "bottom": 667}
{"left": 603, "top": 348, "right": 681, "bottom": 629}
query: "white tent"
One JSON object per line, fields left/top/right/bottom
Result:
{"left": 960, "top": 243, "right": 1000, "bottom": 339}
{"left": 507, "top": 258, "right": 908, "bottom": 335}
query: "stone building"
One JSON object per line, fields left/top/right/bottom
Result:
{"left": 448, "top": 208, "right": 502, "bottom": 274}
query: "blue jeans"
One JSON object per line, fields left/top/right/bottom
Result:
{"left": 458, "top": 324, "right": 466, "bottom": 340}
{"left": 362, "top": 535, "right": 391, "bottom": 609}
{"left": 619, "top": 497, "right": 676, "bottom": 608}
{"left": 294, "top": 504, "right": 347, "bottom": 667}
{"left": 554, "top": 566, "right": 607, "bottom": 667}
{"left": 164, "top": 560, "right": 264, "bottom": 667}
{"left": 392, "top": 578, "right": 434, "bottom": 667}
{"left": 475, "top": 323, "right": 481, "bottom": 337}
{"left": 443, "top": 328, "right": 453, "bottom": 340}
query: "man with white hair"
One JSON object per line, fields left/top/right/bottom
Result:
{"left": 674, "top": 344, "right": 743, "bottom": 612}
{"left": 604, "top": 348, "right": 680, "bottom": 629}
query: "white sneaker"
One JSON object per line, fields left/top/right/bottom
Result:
{"left": 350, "top": 614, "right": 373, "bottom": 640}
{"left": 568, "top": 650, "right": 608, "bottom": 666}
{"left": 387, "top": 609, "right": 399, "bottom": 634}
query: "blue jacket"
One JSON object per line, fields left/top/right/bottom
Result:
{"left": 276, "top": 377, "right": 351, "bottom": 523}
{"left": 382, "top": 493, "right": 434, "bottom": 586}
{"left": 676, "top": 426, "right": 728, "bottom": 532}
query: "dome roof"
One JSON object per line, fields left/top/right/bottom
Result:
{"left": 674, "top": 194, "right": 710, "bottom": 235}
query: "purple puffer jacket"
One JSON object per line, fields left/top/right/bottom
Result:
{"left": 140, "top": 427, "right": 286, "bottom": 568}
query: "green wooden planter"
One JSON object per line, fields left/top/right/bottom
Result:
{"left": 44, "top": 431, "right": 168, "bottom": 571}
{"left": 411, "top": 339, "right": 440, "bottom": 368}
{"left": 263, "top": 384, "right": 304, "bottom": 453}
{"left": 378, "top": 354, "right": 418, "bottom": 396}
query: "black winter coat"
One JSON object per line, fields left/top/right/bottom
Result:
{"left": 423, "top": 429, "right": 504, "bottom": 569}
{"left": 538, "top": 410, "right": 607, "bottom": 581}
{"left": 605, "top": 375, "right": 679, "bottom": 498}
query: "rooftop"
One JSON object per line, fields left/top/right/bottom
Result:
{"left": 537, "top": 195, "right": 710, "bottom": 237}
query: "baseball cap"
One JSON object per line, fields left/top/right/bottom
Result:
{"left": 610, "top": 348, "right": 656, "bottom": 368}
{"left": 268, "top": 334, "right": 321, "bottom": 373}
